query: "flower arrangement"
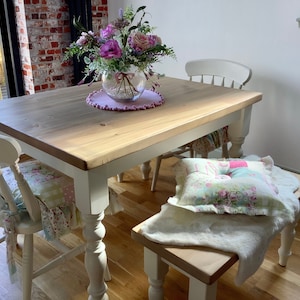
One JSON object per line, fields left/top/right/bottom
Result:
{"left": 64, "top": 5, "right": 175, "bottom": 95}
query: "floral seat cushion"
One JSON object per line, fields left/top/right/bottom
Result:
{"left": 168, "top": 156, "right": 294, "bottom": 220}
{"left": 0, "top": 160, "right": 80, "bottom": 240}
{"left": 190, "top": 126, "right": 229, "bottom": 156}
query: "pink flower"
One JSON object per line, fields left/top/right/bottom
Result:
{"left": 76, "top": 31, "right": 95, "bottom": 46}
{"left": 148, "top": 35, "right": 162, "bottom": 47}
{"left": 100, "top": 24, "right": 116, "bottom": 39}
{"left": 218, "top": 189, "right": 227, "bottom": 198}
{"left": 128, "top": 32, "right": 161, "bottom": 52}
{"left": 76, "top": 32, "right": 88, "bottom": 46}
{"left": 100, "top": 40, "right": 122, "bottom": 59}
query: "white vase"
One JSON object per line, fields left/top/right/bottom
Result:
{"left": 102, "top": 67, "right": 146, "bottom": 102}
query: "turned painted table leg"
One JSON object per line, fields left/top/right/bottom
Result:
{"left": 144, "top": 248, "right": 168, "bottom": 300}
{"left": 228, "top": 106, "right": 252, "bottom": 158}
{"left": 278, "top": 221, "right": 297, "bottom": 266}
{"left": 82, "top": 212, "right": 109, "bottom": 300}
{"left": 229, "top": 136, "right": 245, "bottom": 158}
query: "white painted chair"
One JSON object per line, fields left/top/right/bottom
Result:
{"left": 150, "top": 59, "right": 252, "bottom": 191}
{"left": 0, "top": 135, "right": 88, "bottom": 300}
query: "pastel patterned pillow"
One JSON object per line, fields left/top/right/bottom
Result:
{"left": 168, "top": 157, "right": 290, "bottom": 217}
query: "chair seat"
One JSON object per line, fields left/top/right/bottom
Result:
{"left": 1, "top": 159, "right": 80, "bottom": 240}
{"left": 15, "top": 212, "right": 43, "bottom": 235}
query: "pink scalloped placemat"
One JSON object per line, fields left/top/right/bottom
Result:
{"left": 86, "top": 89, "right": 164, "bottom": 111}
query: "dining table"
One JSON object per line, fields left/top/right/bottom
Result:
{"left": 0, "top": 76, "right": 262, "bottom": 299}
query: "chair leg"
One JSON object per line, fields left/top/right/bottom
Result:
{"left": 22, "top": 233, "right": 34, "bottom": 300}
{"left": 140, "top": 161, "right": 151, "bottom": 180}
{"left": 278, "top": 221, "right": 297, "bottom": 266}
{"left": 151, "top": 155, "right": 163, "bottom": 192}
{"left": 117, "top": 173, "right": 124, "bottom": 182}
{"left": 189, "top": 276, "right": 217, "bottom": 300}
{"left": 201, "top": 151, "right": 208, "bottom": 159}
{"left": 222, "top": 143, "right": 229, "bottom": 158}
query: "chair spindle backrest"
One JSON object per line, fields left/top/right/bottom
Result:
{"left": 0, "top": 135, "right": 41, "bottom": 222}
{"left": 185, "top": 59, "right": 252, "bottom": 90}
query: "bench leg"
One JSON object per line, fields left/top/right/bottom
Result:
{"left": 278, "top": 221, "right": 297, "bottom": 266}
{"left": 144, "top": 248, "right": 169, "bottom": 300}
{"left": 189, "top": 277, "right": 217, "bottom": 300}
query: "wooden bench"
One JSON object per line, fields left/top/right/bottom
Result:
{"left": 131, "top": 171, "right": 300, "bottom": 300}
{"left": 131, "top": 222, "right": 238, "bottom": 300}
{"left": 132, "top": 219, "right": 299, "bottom": 300}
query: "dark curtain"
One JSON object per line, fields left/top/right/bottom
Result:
{"left": 67, "top": 0, "right": 93, "bottom": 84}
{"left": 0, "top": 0, "right": 24, "bottom": 97}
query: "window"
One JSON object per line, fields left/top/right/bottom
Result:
{"left": 0, "top": 0, "right": 24, "bottom": 98}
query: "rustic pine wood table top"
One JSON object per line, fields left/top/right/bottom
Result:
{"left": 0, "top": 77, "right": 262, "bottom": 171}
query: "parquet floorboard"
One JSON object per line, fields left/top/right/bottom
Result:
{"left": 0, "top": 157, "right": 300, "bottom": 299}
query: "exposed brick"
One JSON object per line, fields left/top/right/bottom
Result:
{"left": 50, "top": 27, "right": 63, "bottom": 33}
{"left": 53, "top": 75, "right": 64, "bottom": 80}
{"left": 15, "top": 0, "right": 108, "bottom": 94}
{"left": 51, "top": 41, "right": 59, "bottom": 48}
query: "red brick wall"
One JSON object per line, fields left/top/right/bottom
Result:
{"left": 14, "top": 0, "right": 108, "bottom": 95}
{"left": 92, "top": 0, "right": 108, "bottom": 32}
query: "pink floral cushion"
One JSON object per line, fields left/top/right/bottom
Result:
{"left": 168, "top": 157, "right": 293, "bottom": 218}
{"left": 1, "top": 160, "right": 80, "bottom": 240}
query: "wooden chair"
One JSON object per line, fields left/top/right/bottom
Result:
{"left": 0, "top": 134, "right": 86, "bottom": 300}
{"left": 150, "top": 59, "right": 252, "bottom": 191}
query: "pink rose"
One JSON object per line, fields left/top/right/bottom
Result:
{"left": 100, "top": 40, "right": 122, "bottom": 59}
{"left": 128, "top": 32, "right": 154, "bottom": 52}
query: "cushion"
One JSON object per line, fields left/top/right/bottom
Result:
{"left": 167, "top": 156, "right": 292, "bottom": 217}
{"left": 1, "top": 160, "right": 75, "bottom": 210}
{"left": 1, "top": 160, "right": 79, "bottom": 240}
{"left": 191, "top": 126, "right": 229, "bottom": 155}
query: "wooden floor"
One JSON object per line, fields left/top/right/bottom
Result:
{"left": 1, "top": 157, "right": 300, "bottom": 300}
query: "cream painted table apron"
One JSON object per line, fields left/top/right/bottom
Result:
{"left": 0, "top": 77, "right": 262, "bottom": 299}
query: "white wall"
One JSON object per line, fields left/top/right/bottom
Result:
{"left": 108, "top": 0, "right": 300, "bottom": 172}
